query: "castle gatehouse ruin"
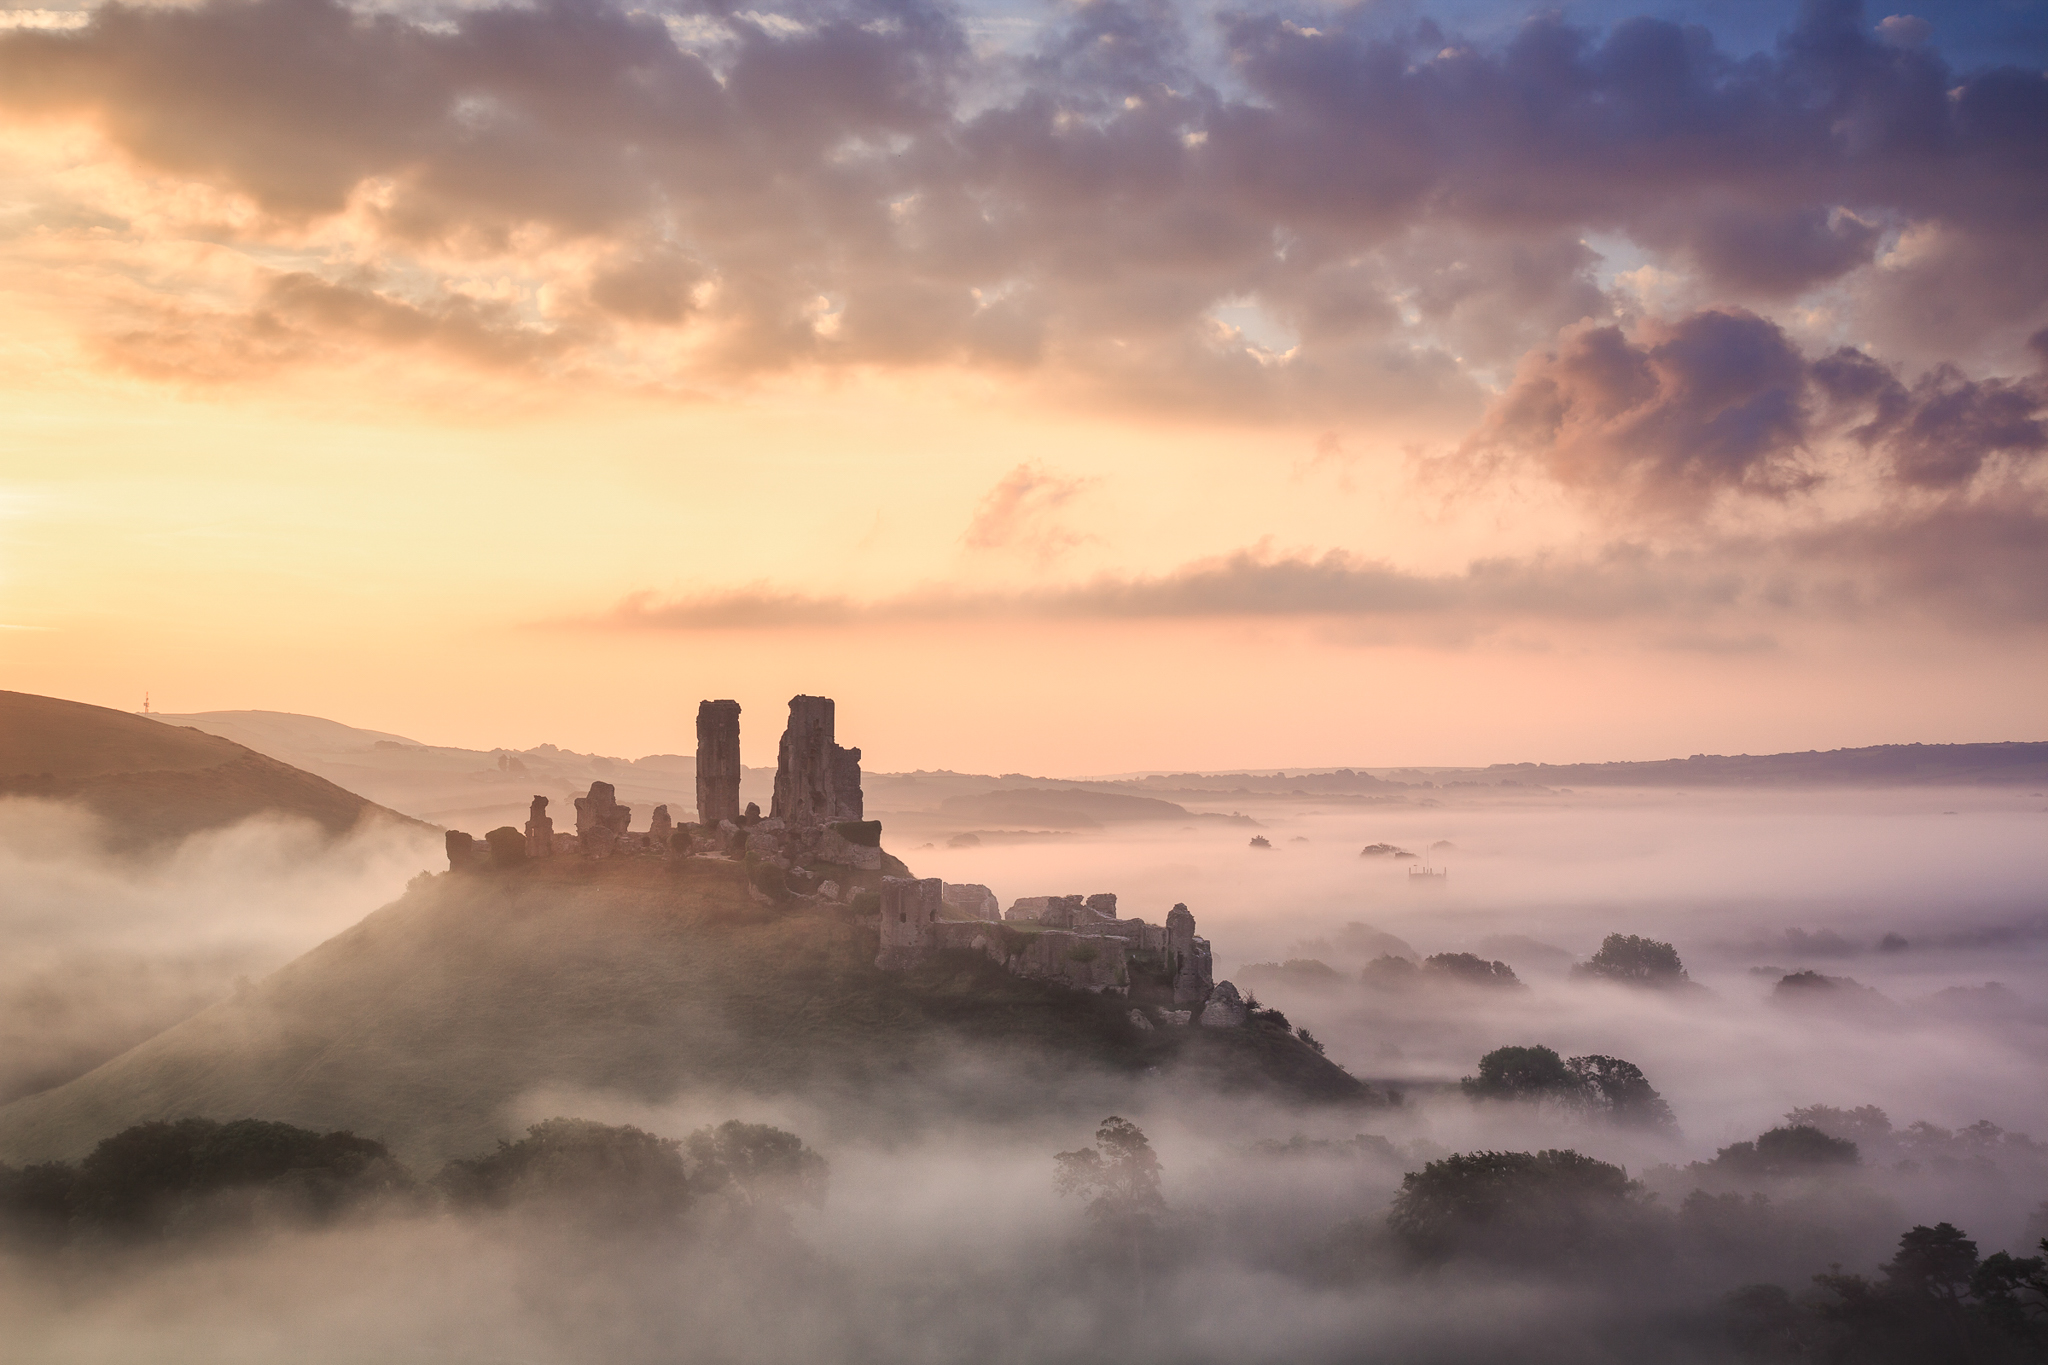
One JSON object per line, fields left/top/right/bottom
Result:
{"left": 446, "top": 694, "right": 1241, "bottom": 1024}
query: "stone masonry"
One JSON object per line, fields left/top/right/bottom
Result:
{"left": 524, "top": 795, "right": 554, "bottom": 858}
{"left": 574, "top": 780, "right": 632, "bottom": 859}
{"left": 772, "top": 695, "right": 862, "bottom": 826}
{"left": 695, "top": 699, "right": 743, "bottom": 825}
{"left": 877, "top": 876, "right": 943, "bottom": 969}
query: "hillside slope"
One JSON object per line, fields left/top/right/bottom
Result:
{"left": 0, "top": 692, "right": 426, "bottom": 847}
{"left": 0, "top": 858, "right": 1368, "bottom": 1165}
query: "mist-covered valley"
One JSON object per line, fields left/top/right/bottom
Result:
{"left": 4, "top": 754, "right": 2043, "bottom": 1364}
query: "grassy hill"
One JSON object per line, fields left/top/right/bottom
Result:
{"left": 0, "top": 691, "right": 427, "bottom": 847}
{"left": 0, "top": 858, "right": 1370, "bottom": 1165}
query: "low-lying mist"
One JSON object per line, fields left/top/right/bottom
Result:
{"left": 0, "top": 797, "right": 439, "bottom": 1103}
{"left": 4, "top": 784, "right": 2043, "bottom": 1362}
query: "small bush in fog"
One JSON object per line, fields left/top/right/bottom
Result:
{"left": 1575, "top": 934, "right": 1688, "bottom": 987}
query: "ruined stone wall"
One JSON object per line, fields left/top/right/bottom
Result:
{"left": 695, "top": 699, "right": 742, "bottom": 825}
{"left": 877, "top": 876, "right": 943, "bottom": 969}
{"left": 772, "top": 695, "right": 862, "bottom": 826}
{"left": 940, "top": 882, "right": 1000, "bottom": 921}
{"left": 830, "top": 743, "right": 863, "bottom": 821}
{"left": 524, "top": 796, "right": 554, "bottom": 858}
{"left": 574, "top": 781, "right": 632, "bottom": 858}
{"left": 1011, "top": 931, "right": 1129, "bottom": 993}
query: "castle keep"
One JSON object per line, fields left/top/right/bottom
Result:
{"left": 445, "top": 694, "right": 1235, "bottom": 1026}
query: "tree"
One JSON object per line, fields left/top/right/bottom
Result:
{"left": 437, "top": 1118, "right": 695, "bottom": 1226}
{"left": 1566, "top": 1054, "right": 1679, "bottom": 1133}
{"left": 1055, "top": 1116, "right": 1166, "bottom": 1293}
{"left": 1386, "top": 1149, "right": 1651, "bottom": 1269}
{"left": 1461, "top": 1045, "right": 1579, "bottom": 1103}
{"left": 1423, "top": 953, "right": 1523, "bottom": 988}
{"left": 1709, "top": 1124, "right": 1860, "bottom": 1177}
{"left": 70, "top": 1117, "right": 405, "bottom": 1233}
{"left": 1575, "top": 934, "right": 1688, "bottom": 987}
{"left": 1361, "top": 955, "right": 1420, "bottom": 989}
{"left": 683, "top": 1120, "right": 829, "bottom": 1211}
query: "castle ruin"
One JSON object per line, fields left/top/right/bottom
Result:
{"left": 771, "top": 695, "right": 862, "bottom": 825}
{"left": 695, "top": 700, "right": 742, "bottom": 826}
{"left": 446, "top": 693, "right": 1241, "bottom": 1026}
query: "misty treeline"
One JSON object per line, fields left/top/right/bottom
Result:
{"left": 0, "top": 1114, "right": 826, "bottom": 1246}
{"left": 7, "top": 1095, "right": 2048, "bottom": 1362}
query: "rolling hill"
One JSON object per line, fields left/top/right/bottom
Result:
{"left": 0, "top": 857, "right": 1369, "bottom": 1166}
{"left": 0, "top": 691, "right": 428, "bottom": 848}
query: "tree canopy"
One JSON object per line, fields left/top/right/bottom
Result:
{"left": 1575, "top": 934, "right": 1688, "bottom": 987}
{"left": 1386, "top": 1149, "right": 1650, "bottom": 1268}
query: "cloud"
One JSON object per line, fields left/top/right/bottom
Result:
{"left": 961, "top": 462, "right": 1094, "bottom": 560}
{"left": 0, "top": 0, "right": 2040, "bottom": 415}
{"left": 1465, "top": 308, "right": 2046, "bottom": 512}
{"left": 582, "top": 500, "right": 2048, "bottom": 637}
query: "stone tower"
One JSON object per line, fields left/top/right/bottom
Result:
{"left": 771, "top": 695, "right": 862, "bottom": 825}
{"left": 524, "top": 795, "right": 554, "bottom": 858}
{"left": 695, "top": 699, "right": 742, "bottom": 825}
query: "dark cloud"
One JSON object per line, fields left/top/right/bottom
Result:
{"left": 1471, "top": 309, "right": 2046, "bottom": 510}
{"left": 0, "top": 0, "right": 2041, "bottom": 409}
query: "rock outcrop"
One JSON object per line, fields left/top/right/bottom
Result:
{"left": 772, "top": 696, "right": 862, "bottom": 826}
{"left": 1200, "top": 981, "right": 1247, "bottom": 1028}
{"left": 695, "top": 699, "right": 742, "bottom": 825}
{"left": 523, "top": 795, "right": 554, "bottom": 858}
{"left": 648, "top": 805, "right": 673, "bottom": 848}
{"left": 574, "top": 781, "right": 632, "bottom": 859}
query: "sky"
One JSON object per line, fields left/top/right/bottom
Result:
{"left": 0, "top": 0, "right": 2042, "bottom": 771}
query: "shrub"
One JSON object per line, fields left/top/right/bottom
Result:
{"left": 850, "top": 890, "right": 881, "bottom": 915}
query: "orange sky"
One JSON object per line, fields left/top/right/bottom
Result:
{"left": 1, "top": 0, "right": 2042, "bottom": 770}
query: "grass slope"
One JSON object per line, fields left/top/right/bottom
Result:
{"left": 0, "top": 858, "right": 1369, "bottom": 1165}
{"left": 0, "top": 691, "right": 427, "bottom": 846}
